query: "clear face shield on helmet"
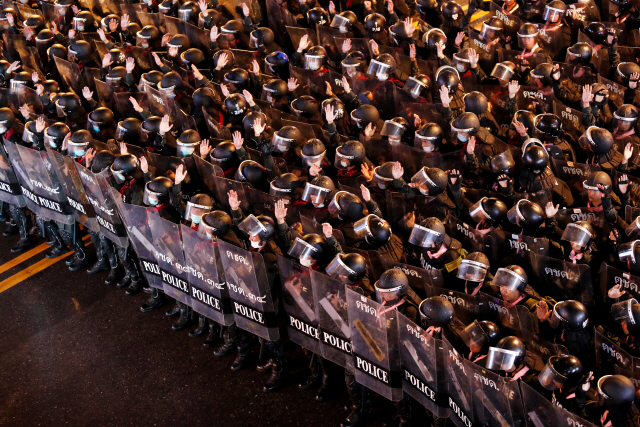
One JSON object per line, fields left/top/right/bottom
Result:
{"left": 480, "top": 22, "right": 502, "bottom": 40}
{"left": 261, "top": 85, "right": 278, "bottom": 102}
{"left": 72, "top": 16, "right": 87, "bottom": 32}
{"left": 491, "top": 63, "right": 515, "bottom": 82}
{"left": 518, "top": 31, "right": 537, "bottom": 50}
{"left": 22, "top": 124, "right": 35, "bottom": 143}
{"left": 67, "top": 141, "right": 90, "bottom": 158}
{"left": 287, "top": 237, "right": 319, "bottom": 266}
{"left": 136, "top": 33, "right": 152, "bottom": 48}
{"left": 561, "top": 222, "right": 593, "bottom": 249}
{"left": 469, "top": 198, "right": 491, "bottom": 224}
{"left": 538, "top": 360, "right": 568, "bottom": 390}
{"left": 352, "top": 214, "right": 378, "bottom": 243}
{"left": 87, "top": 116, "right": 105, "bottom": 134}
{"left": 334, "top": 149, "right": 357, "bottom": 170}
{"left": 184, "top": 200, "right": 212, "bottom": 225}
{"left": 330, "top": 14, "right": 351, "bottom": 32}
{"left": 301, "top": 151, "right": 325, "bottom": 168}
{"left": 548, "top": 302, "right": 566, "bottom": 329}
{"left": 115, "top": 122, "right": 128, "bottom": 140}
{"left": 507, "top": 200, "right": 527, "bottom": 225}
{"left": 269, "top": 180, "right": 294, "bottom": 199}
{"left": 485, "top": 347, "right": 520, "bottom": 371}
{"left": 618, "top": 240, "right": 640, "bottom": 265}
{"left": 543, "top": 4, "right": 565, "bottom": 22}
{"left": 176, "top": 141, "right": 200, "bottom": 158}
{"left": 326, "top": 254, "right": 358, "bottom": 284}
{"left": 493, "top": 267, "right": 526, "bottom": 291}
{"left": 414, "top": 133, "right": 438, "bottom": 153}
{"left": 304, "top": 53, "right": 324, "bottom": 71}
{"left": 9, "top": 79, "right": 27, "bottom": 91}
{"left": 341, "top": 62, "right": 361, "bottom": 78}
{"left": 44, "top": 132, "right": 62, "bottom": 149}
{"left": 327, "top": 191, "right": 348, "bottom": 215}
{"left": 142, "top": 183, "right": 163, "bottom": 206}
{"left": 272, "top": 133, "right": 294, "bottom": 153}
{"left": 459, "top": 320, "right": 489, "bottom": 353}
{"left": 367, "top": 59, "right": 392, "bottom": 81}
{"left": 626, "top": 217, "right": 640, "bottom": 239}
{"left": 380, "top": 120, "right": 406, "bottom": 138}
{"left": 403, "top": 76, "right": 427, "bottom": 98}
{"left": 452, "top": 52, "right": 470, "bottom": 73}
{"left": 408, "top": 223, "right": 443, "bottom": 250}
{"left": 238, "top": 214, "right": 266, "bottom": 238}
{"left": 301, "top": 182, "right": 331, "bottom": 206}
{"left": 374, "top": 280, "right": 405, "bottom": 304}
{"left": 612, "top": 298, "right": 638, "bottom": 324}
{"left": 372, "top": 167, "right": 394, "bottom": 190}
{"left": 410, "top": 168, "right": 434, "bottom": 195}
{"left": 456, "top": 259, "right": 489, "bottom": 282}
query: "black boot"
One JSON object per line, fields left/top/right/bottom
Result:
{"left": 68, "top": 252, "right": 89, "bottom": 271}
{"left": 165, "top": 304, "right": 181, "bottom": 318}
{"left": 140, "top": 289, "right": 170, "bottom": 312}
{"left": 104, "top": 268, "right": 120, "bottom": 285}
{"left": 3, "top": 222, "right": 17, "bottom": 237}
{"left": 87, "top": 257, "right": 110, "bottom": 275}
{"left": 189, "top": 315, "right": 209, "bottom": 338}
{"left": 46, "top": 231, "right": 68, "bottom": 258}
{"left": 125, "top": 280, "right": 144, "bottom": 295}
{"left": 263, "top": 340, "right": 287, "bottom": 392}
{"left": 204, "top": 322, "right": 221, "bottom": 347}
{"left": 116, "top": 273, "right": 131, "bottom": 289}
{"left": 66, "top": 230, "right": 88, "bottom": 272}
{"left": 256, "top": 359, "right": 273, "bottom": 373}
{"left": 315, "top": 373, "right": 334, "bottom": 402}
{"left": 172, "top": 304, "right": 194, "bottom": 331}
{"left": 299, "top": 353, "right": 321, "bottom": 389}
{"left": 9, "top": 207, "right": 32, "bottom": 253}
{"left": 231, "top": 332, "right": 251, "bottom": 371}
{"left": 397, "top": 394, "right": 413, "bottom": 427}
{"left": 341, "top": 376, "right": 365, "bottom": 427}
{"left": 10, "top": 237, "right": 33, "bottom": 253}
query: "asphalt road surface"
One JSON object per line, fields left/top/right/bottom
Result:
{"left": 0, "top": 229, "right": 406, "bottom": 427}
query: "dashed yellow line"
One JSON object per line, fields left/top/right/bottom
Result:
{"left": 0, "top": 236, "right": 92, "bottom": 294}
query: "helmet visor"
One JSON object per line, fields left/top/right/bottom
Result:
{"left": 380, "top": 120, "right": 406, "bottom": 137}
{"left": 456, "top": 259, "right": 489, "bottom": 282}
{"left": 367, "top": 59, "right": 392, "bottom": 80}
{"left": 272, "top": 133, "right": 294, "bottom": 153}
{"left": 142, "top": 185, "right": 162, "bottom": 206}
{"left": 480, "top": 22, "right": 502, "bottom": 39}
{"left": 414, "top": 133, "right": 438, "bottom": 152}
{"left": 560, "top": 222, "right": 593, "bottom": 248}
{"left": 184, "top": 200, "right": 212, "bottom": 222}
{"left": 326, "top": 254, "right": 357, "bottom": 284}
{"left": 458, "top": 320, "right": 489, "bottom": 353}
{"left": 491, "top": 63, "right": 515, "bottom": 81}
{"left": 518, "top": 31, "right": 538, "bottom": 49}
{"left": 494, "top": 267, "right": 527, "bottom": 291}
{"left": 176, "top": 141, "right": 200, "bottom": 158}
{"left": 87, "top": 116, "right": 104, "bottom": 134}
{"left": 330, "top": 14, "right": 350, "bottom": 31}
{"left": 408, "top": 223, "right": 443, "bottom": 249}
{"left": 469, "top": 198, "right": 491, "bottom": 224}
{"left": 543, "top": 5, "right": 565, "bottom": 22}
{"left": 136, "top": 34, "right": 152, "bottom": 48}
{"left": 625, "top": 217, "right": 640, "bottom": 239}
{"left": 372, "top": 168, "right": 393, "bottom": 190}
{"left": 538, "top": 361, "right": 567, "bottom": 390}
{"left": 341, "top": 61, "right": 361, "bottom": 76}
{"left": 301, "top": 152, "right": 325, "bottom": 168}
{"left": 403, "top": 76, "right": 427, "bottom": 98}
{"left": 72, "top": 17, "right": 87, "bottom": 32}
{"left": 507, "top": 200, "right": 525, "bottom": 225}
{"left": 334, "top": 149, "right": 358, "bottom": 170}
{"left": 67, "top": 141, "right": 90, "bottom": 158}
{"left": 327, "top": 191, "right": 346, "bottom": 214}
{"left": 115, "top": 122, "right": 127, "bottom": 140}
{"left": 485, "top": 347, "right": 519, "bottom": 371}
{"left": 301, "top": 182, "right": 331, "bottom": 204}
{"left": 287, "top": 236, "right": 319, "bottom": 261}
{"left": 110, "top": 165, "right": 126, "bottom": 183}
{"left": 237, "top": 214, "right": 266, "bottom": 237}
{"left": 549, "top": 303, "right": 565, "bottom": 329}
{"left": 269, "top": 181, "right": 294, "bottom": 198}
{"left": 304, "top": 53, "right": 324, "bottom": 71}
{"left": 22, "top": 125, "right": 36, "bottom": 143}
{"left": 9, "top": 79, "right": 27, "bottom": 91}
{"left": 353, "top": 215, "right": 374, "bottom": 242}
{"left": 612, "top": 298, "right": 638, "bottom": 324}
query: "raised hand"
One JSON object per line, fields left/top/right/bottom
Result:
{"left": 536, "top": 300, "right": 552, "bottom": 321}
{"left": 455, "top": 31, "right": 465, "bottom": 47}
{"left": 392, "top": 161, "right": 403, "bottom": 179}
{"left": 210, "top": 26, "right": 220, "bottom": 42}
{"left": 360, "top": 184, "right": 371, "bottom": 202}
{"left": 35, "top": 116, "right": 45, "bottom": 133}
{"left": 121, "top": 14, "right": 130, "bottom": 31}
{"left": 220, "top": 83, "right": 230, "bottom": 97}
{"left": 119, "top": 141, "right": 128, "bottom": 154}
{"left": 619, "top": 174, "right": 629, "bottom": 194}
{"left": 324, "top": 103, "right": 335, "bottom": 124}
{"left": 342, "top": 76, "right": 351, "bottom": 94}
{"left": 130, "top": 96, "right": 143, "bottom": 112}
{"left": 288, "top": 77, "right": 299, "bottom": 91}
{"left": 232, "top": 131, "right": 244, "bottom": 149}
{"left": 582, "top": 84, "right": 592, "bottom": 106}
{"left": 322, "top": 223, "right": 333, "bottom": 239}
{"left": 624, "top": 143, "right": 634, "bottom": 161}
{"left": 274, "top": 199, "right": 288, "bottom": 222}
{"left": 85, "top": 148, "right": 96, "bottom": 167}
{"left": 513, "top": 119, "right": 527, "bottom": 135}
{"left": 140, "top": 156, "right": 148, "bottom": 173}
{"left": 191, "top": 64, "right": 204, "bottom": 81}
{"left": 608, "top": 283, "right": 626, "bottom": 299}
{"left": 439, "top": 85, "right": 452, "bottom": 107}
{"left": 297, "top": 34, "right": 310, "bottom": 52}
{"left": 243, "top": 89, "right": 254, "bottom": 106}
{"left": 102, "top": 52, "right": 113, "bottom": 68}
{"left": 254, "top": 117, "right": 266, "bottom": 136}
{"left": 159, "top": 115, "right": 173, "bottom": 135}
{"left": 175, "top": 164, "right": 187, "bottom": 185}
{"left": 466, "top": 136, "right": 476, "bottom": 155}
{"left": 342, "top": 39, "right": 351, "bottom": 53}
{"left": 325, "top": 81, "right": 333, "bottom": 96}
{"left": 403, "top": 17, "right": 414, "bottom": 37}
{"left": 200, "top": 139, "right": 211, "bottom": 157}
{"left": 152, "top": 52, "right": 164, "bottom": 67}
{"left": 251, "top": 59, "right": 260, "bottom": 75}
{"left": 125, "top": 57, "right": 136, "bottom": 73}
{"left": 82, "top": 86, "right": 93, "bottom": 100}
{"left": 361, "top": 163, "right": 374, "bottom": 181}
{"left": 508, "top": 80, "right": 520, "bottom": 98}
{"left": 545, "top": 202, "right": 559, "bottom": 218}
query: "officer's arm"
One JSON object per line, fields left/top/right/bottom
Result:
{"left": 391, "top": 178, "right": 418, "bottom": 195}
{"left": 325, "top": 235, "right": 342, "bottom": 255}
{"left": 275, "top": 218, "right": 293, "bottom": 250}
{"left": 230, "top": 207, "right": 245, "bottom": 225}
{"left": 170, "top": 183, "right": 185, "bottom": 213}
{"left": 364, "top": 199, "right": 383, "bottom": 218}
{"left": 582, "top": 105, "right": 596, "bottom": 127}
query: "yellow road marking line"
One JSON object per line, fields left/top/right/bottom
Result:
{"left": 0, "top": 236, "right": 92, "bottom": 294}
{"left": 0, "top": 242, "right": 51, "bottom": 275}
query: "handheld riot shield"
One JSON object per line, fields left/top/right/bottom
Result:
{"left": 347, "top": 287, "right": 402, "bottom": 401}
{"left": 521, "top": 382, "right": 598, "bottom": 427}
{"left": 147, "top": 212, "right": 191, "bottom": 304}
{"left": 4, "top": 140, "right": 41, "bottom": 215}
{"left": 278, "top": 255, "right": 320, "bottom": 353}
{"left": 53, "top": 56, "right": 84, "bottom": 95}
{"left": 0, "top": 144, "right": 25, "bottom": 207}
{"left": 397, "top": 313, "right": 449, "bottom": 417}
{"left": 180, "top": 224, "right": 235, "bottom": 326}
{"left": 46, "top": 148, "right": 98, "bottom": 231}
{"left": 443, "top": 340, "right": 475, "bottom": 427}
{"left": 600, "top": 263, "right": 640, "bottom": 302}
{"left": 217, "top": 239, "right": 280, "bottom": 340}
{"left": 530, "top": 252, "right": 593, "bottom": 308}
{"left": 550, "top": 158, "right": 600, "bottom": 195}
{"left": 15, "top": 144, "right": 74, "bottom": 224}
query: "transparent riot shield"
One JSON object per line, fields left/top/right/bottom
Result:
{"left": 428, "top": 287, "right": 481, "bottom": 326}
{"left": 146, "top": 211, "right": 191, "bottom": 305}
{"left": 537, "top": 24, "right": 568, "bottom": 60}
{"left": 443, "top": 339, "right": 475, "bottom": 427}
{"left": 184, "top": 22, "right": 210, "bottom": 52}
{"left": 3, "top": 140, "right": 41, "bottom": 215}
{"left": 519, "top": 85, "right": 556, "bottom": 113}
{"left": 202, "top": 108, "right": 232, "bottom": 140}
{"left": 278, "top": 255, "right": 320, "bottom": 353}
{"left": 144, "top": 85, "right": 171, "bottom": 117}
{"left": 490, "top": 1, "right": 522, "bottom": 40}
{"left": 346, "top": 287, "right": 402, "bottom": 401}
{"left": 15, "top": 144, "right": 73, "bottom": 224}
{"left": 448, "top": 215, "right": 489, "bottom": 253}
{"left": 180, "top": 224, "right": 235, "bottom": 326}
{"left": 550, "top": 158, "right": 600, "bottom": 195}
{"left": 385, "top": 192, "right": 448, "bottom": 233}
{"left": 111, "top": 201, "right": 160, "bottom": 290}
{"left": 468, "top": 29, "right": 498, "bottom": 75}
{"left": 310, "top": 269, "right": 353, "bottom": 369}
{"left": 391, "top": 144, "right": 427, "bottom": 183}
{"left": 163, "top": 16, "right": 185, "bottom": 39}
{"left": 53, "top": 56, "right": 84, "bottom": 95}
{"left": 46, "top": 148, "right": 98, "bottom": 231}
{"left": 192, "top": 155, "right": 224, "bottom": 194}
{"left": 0, "top": 145, "right": 25, "bottom": 207}
{"left": 74, "top": 162, "right": 128, "bottom": 247}
{"left": 521, "top": 382, "right": 598, "bottom": 427}
{"left": 11, "top": 85, "right": 44, "bottom": 115}
{"left": 553, "top": 101, "right": 584, "bottom": 145}
{"left": 217, "top": 239, "right": 280, "bottom": 340}
{"left": 421, "top": 151, "right": 466, "bottom": 173}
{"left": 82, "top": 67, "right": 101, "bottom": 95}
{"left": 530, "top": 252, "right": 593, "bottom": 308}
{"left": 467, "top": 357, "right": 525, "bottom": 427}
{"left": 554, "top": 207, "right": 608, "bottom": 245}
{"left": 114, "top": 91, "right": 148, "bottom": 118}
{"left": 145, "top": 152, "right": 184, "bottom": 179}
{"left": 398, "top": 313, "right": 449, "bottom": 417}
{"left": 210, "top": 175, "right": 250, "bottom": 213}
{"left": 597, "top": 75, "right": 625, "bottom": 109}
{"left": 137, "top": 12, "right": 165, "bottom": 33}
{"left": 594, "top": 329, "right": 635, "bottom": 372}
{"left": 478, "top": 292, "right": 529, "bottom": 337}
{"left": 488, "top": 228, "right": 549, "bottom": 264}
{"left": 94, "top": 78, "right": 115, "bottom": 109}
{"left": 600, "top": 263, "right": 640, "bottom": 302}
{"left": 381, "top": 259, "right": 442, "bottom": 297}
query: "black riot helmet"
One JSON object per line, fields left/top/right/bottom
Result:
{"left": 87, "top": 107, "right": 115, "bottom": 134}
{"left": 115, "top": 118, "right": 141, "bottom": 143}
{"left": 403, "top": 74, "right": 431, "bottom": 99}
{"left": 48, "top": 43, "right": 67, "bottom": 61}
{"left": 480, "top": 17, "right": 504, "bottom": 39}
{"left": 597, "top": 375, "right": 637, "bottom": 407}
{"left": 56, "top": 93, "right": 81, "bottom": 116}
{"left": 35, "top": 29, "right": 55, "bottom": 52}
{"left": 530, "top": 62, "right": 555, "bottom": 86}
{"left": 330, "top": 11, "right": 357, "bottom": 32}
{"left": 307, "top": 7, "right": 329, "bottom": 26}
{"left": 68, "top": 130, "right": 93, "bottom": 159}
{"left": 617, "top": 62, "right": 640, "bottom": 86}
{"left": 380, "top": 117, "right": 409, "bottom": 140}
{"left": 212, "top": 50, "right": 235, "bottom": 72}
{"left": 326, "top": 253, "right": 367, "bottom": 285}
{"left": 321, "top": 97, "right": 345, "bottom": 120}
{"left": 353, "top": 214, "right": 392, "bottom": 246}
{"left": 613, "top": 104, "right": 639, "bottom": 133}
{"left": 567, "top": 42, "right": 593, "bottom": 66}
{"left": 140, "top": 70, "right": 163, "bottom": 89}
{"left": 512, "top": 110, "right": 536, "bottom": 134}
{"left": 224, "top": 93, "right": 248, "bottom": 117}
{"left": 193, "top": 87, "right": 216, "bottom": 111}
{"left": 364, "top": 13, "right": 386, "bottom": 33}
{"left": 581, "top": 126, "right": 613, "bottom": 154}
{"left": 550, "top": 300, "right": 589, "bottom": 330}
{"left": 389, "top": 21, "right": 410, "bottom": 45}
{"left": 184, "top": 193, "right": 213, "bottom": 224}
{"left": 328, "top": 191, "right": 365, "bottom": 221}
{"left": 180, "top": 48, "right": 204, "bottom": 68}
{"left": 375, "top": 269, "right": 409, "bottom": 301}
{"left": 469, "top": 197, "right": 508, "bottom": 226}
{"left": 44, "top": 123, "right": 70, "bottom": 150}
{"left": 410, "top": 167, "right": 448, "bottom": 196}
{"left": 486, "top": 336, "right": 527, "bottom": 372}
{"left": 463, "top": 91, "right": 489, "bottom": 116}
{"left": 409, "top": 217, "right": 447, "bottom": 251}
{"left": 234, "top": 160, "right": 267, "bottom": 188}
{"left": 210, "top": 141, "right": 238, "bottom": 172}
{"left": 507, "top": 199, "right": 545, "bottom": 228}
{"left": 68, "top": 40, "right": 92, "bottom": 61}
{"left": 287, "top": 234, "right": 329, "bottom": 266}
{"left": 136, "top": 25, "right": 160, "bottom": 49}
{"left": 238, "top": 214, "right": 276, "bottom": 241}
{"left": 200, "top": 210, "right": 233, "bottom": 239}
{"left": 100, "top": 14, "right": 120, "bottom": 31}
{"left": 493, "top": 265, "right": 528, "bottom": 293}
{"left": 416, "top": 0, "right": 438, "bottom": 13}
{"left": 435, "top": 66, "right": 461, "bottom": 95}
{"left": 538, "top": 355, "right": 584, "bottom": 390}
{"left": 490, "top": 61, "right": 516, "bottom": 83}
{"left": 583, "top": 170, "right": 612, "bottom": 193}
{"left": 24, "top": 15, "right": 45, "bottom": 33}
{"left": 158, "top": 71, "right": 184, "bottom": 94}
{"left": 419, "top": 296, "right": 454, "bottom": 328}
{"left": 242, "top": 111, "right": 267, "bottom": 134}
{"left": 424, "top": 28, "right": 448, "bottom": 52}
{"left": 300, "top": 138, "right": 326, "bottom": 167}
{"left": 441, "top": 1, "right": 463, "bottom": 21}
{"left": 265, "top": 51, "right": 289, "bottom": 75}
{"left": 584, "top": 22, "right": 607, "bottom": 45}
{"left": 415, "top": 123, "right": 443, "bottom": 152}
{"left": 367, "top": 53, "right": 396, "bottom": 81}
{"left": 0, "top": 107, "right": 15, "bottom": 135}
{"left": 273, "top": 126, "right": 304, "bottom": 153}
{"left": 106, "top": 67, "right": 127, "bottom": 87}
{"left": 167, "top": 34, "right": 190, "bottom": 51}
{"left": 459, "top": 320, "right": 501, "bottom": 353}
{"left": 178, "top": 1, "right": 199, "bottom": 22}
{"left": 341, "top": 51, "right": 367, "bottom": 76}
{"left": 543, "top": 0, "right": 566, "bottom": 23}
{"left": 91, "top": 150, "right": 116, "bottom": 174}
{"left": 451, "top": 112, "right": 480, "bottom": 137}
{"left": 262, "top": 78, "right": 288, "bottom": 100}
{"left": 143, "top": 176, "right": 173, "bottom": 206}
{"left": 334, "top": 141, "right": 366, "bottom": 170}
{"left": 451, "top": 48, "right": 472, "bottom": 77}
{"left": 522, "top": 140, "right": 549, "bottom": 174}
{"left": 534, "top": 113, "right": 562, "bottom": 138}
{"left": 176, "top": 129, "right": 201, "bottom": 158}
{"left": 302, "top": 175, "right": 335, "bottom": 207}
{"left": 457, "top": 252, "right": 490, "bottom": 282}
{"left": 270, "top": 173, "right": 303, "bottom": 199}
{"left": 223, "top": 68, "right": 250, "bottom": 93}
{"left": 350, "top": 104, "right": 380, "bottom": 129}
{"left": 141, "top": 116, "right": 162, "bottom": 143}
{"left": 110, "top": 154, "right": 140, "bottom": 182}
{"left": 291, "top": 95, "right": 320, "bottom": 118}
